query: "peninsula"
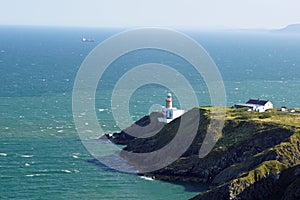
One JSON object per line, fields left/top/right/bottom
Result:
{"left": 108, "top": 107, "right": 300, "bottom": 200}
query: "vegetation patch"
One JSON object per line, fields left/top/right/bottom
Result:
{"left": 239, "top": 160, "right": 287, "bottom": 183}
{"left": 259, "top": 113, "right": 272, "bottom": 119}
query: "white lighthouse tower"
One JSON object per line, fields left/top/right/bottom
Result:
{"left": 158, "top": 92, "right": 185, "bottom": 123}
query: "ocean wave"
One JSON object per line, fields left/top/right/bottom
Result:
{"left": 72, "top": 152, "right": 81, "bottom": 159}
{"left": 26, "top": 174, "right": 46, "bottom": 177}
{"left": 61, "top": 169, "right": 72, "bottom": 173}
{"left": 263, "top": 80, "right": 285, "bottom": 83}
{"left": 0, "top": 153, "right": 7, "bottom": 157}
{"left": 20, "top": 154, "right": 34, "bottom": 158}
{"left": 140, "top": 176, "right": 155, "bottom": 181}
{"left": 98, "top": 108, "right": 108, "bottom": 112}
{"left": 83, "top": 129, "right": 93, "bottom": 133}
{"left": 72, "top": 155, "right": 79, "bottom": 159}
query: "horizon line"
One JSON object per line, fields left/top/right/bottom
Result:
{"left": 0, "top": 24, "right": 298, "bottom": 32}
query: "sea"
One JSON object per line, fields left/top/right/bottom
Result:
{"left": 0, "top": 26, "right": 299, "bottom": 200}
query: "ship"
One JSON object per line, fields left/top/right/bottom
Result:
{"left": 82, "top": 37, "right": 95, "bottom": 42}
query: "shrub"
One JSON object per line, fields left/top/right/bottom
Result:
{"left": 259, "top": 113, "right": 272, "bottom": 119}
{"left": 232, "top": 108, "right": 249, "bottom": 113}
{"left": 236, "top": 115, "right": 251, "bottom": 120}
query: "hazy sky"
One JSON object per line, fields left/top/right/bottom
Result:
{"left": 0, "top": 0, "right": 299, "bottom": 29}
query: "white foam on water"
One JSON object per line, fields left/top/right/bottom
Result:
{"left": 140, "top": 176, "right": 155, "bottom": 181}
{"left": 26, "top": 174, "right": 45, "bottom": 177}
{"left": 20, "top": 154, "right": 33, "bottom": 158}
{"left": 62, "top": 169, "right": 72, "bottom": 173}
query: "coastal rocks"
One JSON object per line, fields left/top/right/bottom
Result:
{"left": 106, "top": 112, "right": 165, "bottom": 145}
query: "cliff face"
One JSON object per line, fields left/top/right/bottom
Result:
{"left": 110, "top": 107, "right": 300, "bottom": 200}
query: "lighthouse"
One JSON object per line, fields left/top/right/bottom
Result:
{"left": 157, "top": 92, "right": 185, "bottom": 123}
{"left": 165, "top": 92, "right": 172, "bottom": 109}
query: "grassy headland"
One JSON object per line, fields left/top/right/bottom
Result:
{"left": 109, "top": 107, "right": 300, "bottom": 200}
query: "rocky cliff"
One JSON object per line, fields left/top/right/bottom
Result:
{"left": 108, "top": 107, "right": 300, "bottom": 200}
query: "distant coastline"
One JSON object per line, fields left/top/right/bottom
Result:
{"left": 274, "top": 24, "right": 300, "bottom": 33}
{"left": 1, "top": 24, "right": 300, "bottom": 34}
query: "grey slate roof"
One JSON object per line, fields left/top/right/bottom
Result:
{"left": 246, "top": 99, "right": 269, "bottom": 106}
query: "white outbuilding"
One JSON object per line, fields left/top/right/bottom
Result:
{"left": 235, "top": 98, "right": 273, "bottom": 112}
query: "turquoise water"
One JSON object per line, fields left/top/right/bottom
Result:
{"left": 0, "top": 26, "right": 300, "bottom": 199}
{"left": 0, "top": 94, "right": 205, "bottom": 200}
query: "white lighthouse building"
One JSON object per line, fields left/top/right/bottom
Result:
{"left": 158, "top": 92, "right": 185, "bottom": 123}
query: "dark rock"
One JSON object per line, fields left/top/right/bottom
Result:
{"left": 107, "top": 112, "right": 165, "bottom": 145}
